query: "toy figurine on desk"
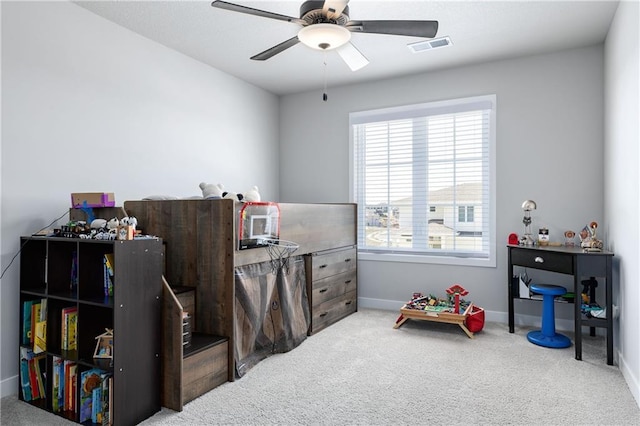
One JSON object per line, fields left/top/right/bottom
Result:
{"left": 564, "top": 230, "right": 576, "bottom": 246}
{"left": 579, "top": 221, "right": 604, "bottom": 252}
{"left": 519, "top": 200, "right": 537, "bottom": 246}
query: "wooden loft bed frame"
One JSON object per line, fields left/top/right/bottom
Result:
{"left": 122, "top": 199, "right": 356, "bottom": 409}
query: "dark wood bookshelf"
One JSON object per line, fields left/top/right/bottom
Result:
{"left": 18, "top": 236, "right": 163, "bottom": 426}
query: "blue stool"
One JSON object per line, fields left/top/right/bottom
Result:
{"left": 527, "top": 284, "right": 571, "bottom": 348}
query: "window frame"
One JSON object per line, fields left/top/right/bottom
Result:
{"left": 349, "top": 95, "right": 497, "bottom": 268}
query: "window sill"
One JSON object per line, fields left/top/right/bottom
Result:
{"left": 357, "top": 251, "right": 496, "bottom": 268}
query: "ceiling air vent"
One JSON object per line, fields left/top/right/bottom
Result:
{"left": 407, "top": 36, "right": 452, "bottom": 53}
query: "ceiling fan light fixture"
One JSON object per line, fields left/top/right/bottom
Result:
{"left": 298, "top": 23, "right": 351, "bottom": 51}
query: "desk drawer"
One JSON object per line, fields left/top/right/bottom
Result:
{"left": 510, "top": 248, "right": 573, "bottom": 274}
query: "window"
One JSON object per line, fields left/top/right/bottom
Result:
{"left": 458, "top": 206, "right": 474, "bottom": 223}
{"left": 350, "top": 95, "right": 496, "bottom": 266}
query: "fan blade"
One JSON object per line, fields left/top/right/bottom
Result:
{"left": 323, "top": 0, "right": 349, "bottom": 20}
{"left": 337, "top": 42, "right": 369, "bottom": 71}
{"left": 211, "top": 1, "right": 305, "bottom": 25}
{"left": 346, "top": 20, "right": 438, "bottom": 38}
{"left": 250, "top": 36, "right": 300, "bottom": 61}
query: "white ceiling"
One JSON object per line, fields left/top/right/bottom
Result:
{"left": 74, "top": 0, "right": 619, "bottom": 96}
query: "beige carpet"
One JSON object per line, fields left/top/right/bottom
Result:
{"left": 2, "top": 308, "right": 639, "bottom": 425}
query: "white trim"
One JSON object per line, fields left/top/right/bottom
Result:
{"left": 350, "top": 94, "right": 497, "bottom": 268}
{"left": 358, "top": 252, "right": 496, "bottom": 267}
{"left": 1, "top": 375, "right": 18, "bottom": 398}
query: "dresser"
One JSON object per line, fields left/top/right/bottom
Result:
{"left": 305, "top": 245, "right": 357, "bottom": 334}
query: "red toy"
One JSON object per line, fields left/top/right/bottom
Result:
{"left": 446, "top": 284, "right": 469, "bottom": 314}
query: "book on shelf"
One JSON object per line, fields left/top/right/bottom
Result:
{"left": 64, "top": 360, "right": 77, "bottom": 412}
{"left": 52, "top": 356, "right": 63, "bottom": 413}
{"left": 70, "top": 250, "right": 78, "bottom": 292}
{"left": 32, "top": 298, "right": 47, "bottom": 353}
{"left": 61, "top": 306, "right": 78, "bottom": 351}
{"left": 103, "top": 253, "right": 115, "bottom": 296}
{"left": 79, "top": 368, "right": 104, "bottom": 423}
{"left": 58, "top": 357, "right": 65, "bottom": 411}
{"left": 33, "top": 320, "right": 46, "bottom": 354}
{"left": 25, "top": 352, "right": 45, "bottom": 400}
{"left": 92, "top": 386, "right": 102, "bottom": 423}
{"left": 67, "top": 310, "right": 78, "bottom": 351}
{"left": 101, "top": 373, "right": 112, "bottom": 426}
{"left": 33, "top": 355, "right": 46, "bottom": 398}
{"left": 22, "top": 300, "right": 33, "bottom": 345}
{"left": 30, "top": 301, "right": 41, "bottom": 350}
{"left": 70, "top": 364, "right": 78, "bottom": 412}
{"left": 19, "top": 347, "right": 33, "bottom": 402}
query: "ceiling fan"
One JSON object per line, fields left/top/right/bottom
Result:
{"left": 211, "top": 0, "right": 438, "bottom": 72}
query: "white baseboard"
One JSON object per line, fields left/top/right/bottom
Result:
{"left": 618, "top": 349, "right": 640, "bottom": 408}
{"left": 1, "top": 375, "right": 18, "bottom": 399}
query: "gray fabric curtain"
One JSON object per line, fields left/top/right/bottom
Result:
{"left": 234, "top": 256, "right": 310, "bottom": 378}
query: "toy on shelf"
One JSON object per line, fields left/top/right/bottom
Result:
{"left": 564, "top": 230, "right": 576, "bottom": 246}
{"left": 520, "top": 200, "right": 537, "bottom": 246}
{"left": 199, "top": 182, "right": 261, "bottom": 202}
{"left": 93, "top": 329, "right": 113, "bottom": 359}
{"left": 579, "top": 221, "right": 603, "bottom": 252}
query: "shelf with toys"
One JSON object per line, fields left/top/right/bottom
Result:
{"left": 18, "top": 235, "right": 163, "bottom": 425}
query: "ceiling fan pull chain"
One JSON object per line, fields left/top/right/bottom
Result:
{"left": 323, "top": 52, "right": 328, "bottom": 101}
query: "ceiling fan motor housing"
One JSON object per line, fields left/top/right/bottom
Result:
{"left": 300, "top": 0, "right": 350, "bottom": 24}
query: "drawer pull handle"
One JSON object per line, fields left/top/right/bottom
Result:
{"left": 319, "top": 264, "right": 328, "bottom": 269}
{"left": 319, "top": 288, "right": 328, "bottom": 293}
{"left": 534, "top": 256, "right": 544, "bottom": 263}
{"left": 345, "top": 301, "right": 352, "bottom": 306}
{"left": 319, "top": 312, "right": 328, "bottom": 317}
{"left": 344, "top": 258, "right": 352, "bottom": 262}
{"left": 344, "top": 280, "right": 352, "bottom": 284}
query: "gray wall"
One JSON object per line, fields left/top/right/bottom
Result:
{"left": 0, "top": 1, "right": 279, "bottom": 397}
{"left": 604, "top": 0, "right": 640, "bottom": 406}
{"left": 280, "top": 45, "right": 605, "bottom": 321}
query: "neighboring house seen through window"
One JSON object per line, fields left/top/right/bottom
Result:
{"left": 459, "top": 206, "right": 474, "bottom": 223}
{"left": 350, "top": 95, "right": 496, "bottom": 266}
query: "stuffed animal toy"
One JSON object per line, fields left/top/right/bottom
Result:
{"left": 222, "top": 191, "right": 243, "bottom": 202}
{"left": 243, "top": 186, "right": 261, "bottom": 202}
{"left": 199, "top": 182, "right": 224, "bottom": 199}
{"left": 106, "top": 218, "right": 120, "bottom": 230}
{"left": 90, "top": 219, "right": 107, "bottom": 229}
{"left": 120, "top": 216, "right": 138, "bottom": 230}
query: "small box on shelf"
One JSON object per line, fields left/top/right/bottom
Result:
{"left": 70, "top": 192, "right": 115, "bottom": 209}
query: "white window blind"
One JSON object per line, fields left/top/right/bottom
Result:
{"left": 350, "top": 95, "right": 496, "bottom": 265}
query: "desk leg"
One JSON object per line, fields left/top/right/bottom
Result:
{"left": 606, "top": 257, "right": 613, "bottom": 365}
{"left": 574, "top": 274, "right": 582, "bottom": 361}
{"left": 508, "top": 251, "right": 514, "bottom": 333}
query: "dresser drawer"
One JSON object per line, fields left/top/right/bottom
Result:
{"left": 311, "top": 290, "right": 357, "bottom": 334}
{"left": 510, "top": 248, "right": 573, "bottom": 274}
{"left": 308, "top": 247, "right": 356, "bottom": 281}
{"left": 311, "top": 269, "right": 357, "bottom": 307}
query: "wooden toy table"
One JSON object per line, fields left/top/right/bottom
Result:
{"left": 393, "top": 304, "right": 475, "bottom": 338}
